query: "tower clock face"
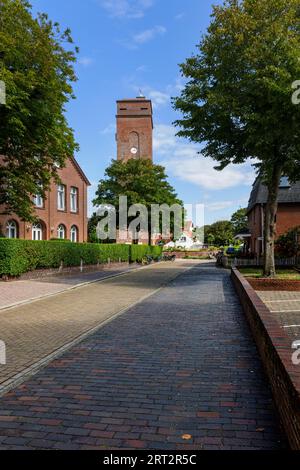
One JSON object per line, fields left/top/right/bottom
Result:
{"left": 130, "top": 147, "right": 138, "bottom": 155}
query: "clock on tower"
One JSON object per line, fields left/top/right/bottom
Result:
{"left": 116, "top": 96, "right": 153, "bottom": 162}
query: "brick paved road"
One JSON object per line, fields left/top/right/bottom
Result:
{"left": 0, "top": 263, "right": 285, "bottom": 450}
{"left": 0, "top": 262, "right": 189, "bottom": 391}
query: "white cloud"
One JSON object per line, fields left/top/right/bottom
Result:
{"left": 155, "top": 124, "right": 255, "bottom": 190}
{"left": 153, "top": 124, "right": 176, "bottom": 151}
{"left": 206, "top": 201, "right": 241, "bottom": 212}
{"left": 148, "top": 90, "right": 170, "bottom": 108}
{"left": 133, "top": 25, "right": 166, "bottom": 44}
{"left": 129, "top": 77, "right": 183, "bottom": 109}
{"left": 78, "top": 57, "right": 94, "bottom": 67}
{"left": 167, "top": 157, "right": 254, "bottom": 190}
{"left": 100, "top": 0, "right": 154, "bottom": 19}
{"left": 175, "top": 13, "right": 185, "bottom": 20}
{"left": 122, "top": 25, "right": 166, "bottom": 49}
{"left": 136, "top": 65, "right": 147, "bottom": 73}
{"left": 101, "top": 123, "right": 115, "bottom": 135}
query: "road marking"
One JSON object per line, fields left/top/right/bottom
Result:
{"left": 283, "top": 324, "right": 300, "bottom": 329}
{"left": 270, "top": 309, "right": 300, "bottom": 313}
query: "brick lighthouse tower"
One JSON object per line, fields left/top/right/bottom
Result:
{"left": 116, "top": 96, "right": 153, "bottom": 162}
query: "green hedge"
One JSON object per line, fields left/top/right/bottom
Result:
{"left": 0, "top": 239, "right": 162, "bottom": 276}
{"left": 130, "top": 244, "right": 162, "bottom": 262}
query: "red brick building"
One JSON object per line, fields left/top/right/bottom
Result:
{"left": 247, "top": 177, "right": 300, "bottom": 255}
{"left": 0, "top": 156, "right": 90, "bottom": 243}
{"left": 114, "top": 96, "right": 169, "bottom": 245}
{"left": 116, "top": 97, "right": 153, "bottom": 162}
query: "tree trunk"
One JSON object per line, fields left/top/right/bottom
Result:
{"left": 263, "top": 166, "right": 282, "bottom": 277}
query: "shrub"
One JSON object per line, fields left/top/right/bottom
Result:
{"left": 275, "top": 226, "right": 300, "bottom": 258}
{"left": 130, "top": 245, "right": 162, "bottom": 263}
{"left": 0, "top": 239, "right": 163, "bottom": 276}
{"left": 0, "top": 239, "right": 128, "bottom": 276}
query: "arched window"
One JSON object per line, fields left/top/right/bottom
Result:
{"left": 129, "top": 131, "right": 140, "bottom": 158}
{"left": 70, "top": 225, "right": 78, "bottom": 243}
{"left": 32, "top": 223, "right": 43, "bottom": 241}
{"left": 57, "top": 224, "right": 66, "bottom": 240}
{"left": 6, "top": 220, "right": 18, "bottom": 239}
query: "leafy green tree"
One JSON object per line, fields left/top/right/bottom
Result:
{"left": 204, "top": 221, "right": 234, "bottom": 246}
{"left": 92, "top": 159, "right": 183, "bottom": 244}
{"left": 275, "top": 226, "right": 300, "bottom": 258}
{"left": 88, "top": 212, "right": 100, "bottom": 243}
{"left": 173, "top": 0, "right": 300, "bottom": 277}
{"left": 0, "top": 0, "right": 78, "bottom": 221}
{"left": 231, "top": 208, "right": 248, "bottom": 235}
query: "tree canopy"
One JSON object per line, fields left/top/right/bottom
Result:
{"left": 0, "top": 0, "right": 78, "bottom": 221}
{"left": 173, "top": 0, "right": 300, "bottom": 276}
{"left": 204, "top": 220, "right": 234, "bottom": 246}
{"left": 92, "top": 159, "right": 183, "bottom": 243}
{"left": 231, "top": 208, "right": 248, "bottom": 235}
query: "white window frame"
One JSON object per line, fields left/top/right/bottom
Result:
{"left": 34, "top": 193, "right": 43, "bottom": 208}
{"left": 6, "top": 220, "right": 18, "bottom": 239}
{"left": 33, "top": 183, "right": 44, "bottom": 208}
{"left": 57, "top": 224, "right": 66, "bottom": 240}
{"left": 70, "top": 187, "right": 78, "bottom": 213}
{"left": 32, "top": 223, "right": 43, "bottom": 241}
{"left": 57, "top": 184, "right": 66, "bottom": 211}
{"left": 70, "top": 225, "right": 78, "bottom": 243}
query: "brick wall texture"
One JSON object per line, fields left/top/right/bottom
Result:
{"left": 0, "top": 158, "right": 89, "bottom": 243}
{"left": 231, "top": 267, "right": 300, "bottom": 449}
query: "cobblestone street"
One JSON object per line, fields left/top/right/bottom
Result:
{"left": 0, "top": 262, "right": 285, "bottom": 450}
{"left": 0, "top": 262, "right": 189, "bottom": 392}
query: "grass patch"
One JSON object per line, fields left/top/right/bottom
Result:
{"left": 239, "top": 267, "right": 300, "bottom": 280}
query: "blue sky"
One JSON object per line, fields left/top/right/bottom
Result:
{"left": 31, "top": 0, "right": 256, "bottom": 225}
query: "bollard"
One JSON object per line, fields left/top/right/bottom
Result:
{"left": 0, "top": 341, "right": 6, "bottom": 365}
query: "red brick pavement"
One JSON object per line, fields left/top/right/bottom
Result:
{"left": 0, "top": 264, "right": 286, "bottom": 450}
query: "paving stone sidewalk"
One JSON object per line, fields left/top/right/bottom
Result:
{"left": 0, "top": 264, "right": 139, "bottom": 310}
{"left": 257, "top": 291, "right": 300, "bottom": 339}
{"left": 0, "top": 263, "right": 285, "bottom": 450}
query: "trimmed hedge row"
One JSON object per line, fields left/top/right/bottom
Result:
{"left": 130, "top": 244, "right": 162, "bottom": 263}
{"left": 0, "top": 239, "right": 163, "bottom": 276}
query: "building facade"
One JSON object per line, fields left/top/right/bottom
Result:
{"left": 116, "top": 97, "right": 153, "bottom": 162}
{"left": 247, "top": 177, "right": 300, "bottom": 255}
{"left": 0, "top": 157, "right": 90, "bottom": 243}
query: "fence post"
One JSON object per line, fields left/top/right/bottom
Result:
{"left": 108, "top": 257, "right": 111, "bottom": 266}
{"left": 59, "top": 260, "right": 63, "bottom": 273}
{"left": 80, "top": 259, "right": 83, "bottom": 273}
